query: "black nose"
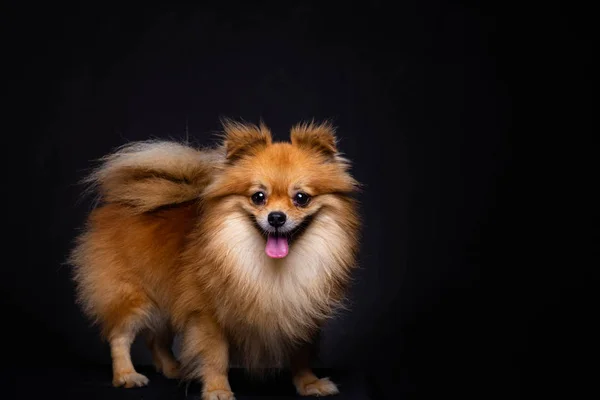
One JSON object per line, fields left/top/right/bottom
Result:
{"left": 268, "top": 212, "right": 287, "bottom": 228}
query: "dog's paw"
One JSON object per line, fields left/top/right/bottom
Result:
{"left": 296, "top": 377, "right": 339, "bottom": 396}
{"left": 113, "top": 371, "right": 149, "bottom": 388}
{"left": 202, "top": 389, "right": 236, "bottom": 400}
{"left": 154, "top": 358, "right": 181, "bottom": 379}
{"left": 161, "top": 361, "right": 181, "bottom": 379}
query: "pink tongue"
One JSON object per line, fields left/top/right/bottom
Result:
{"left": 265, "top": 234, "right": 289, "bottom": 258}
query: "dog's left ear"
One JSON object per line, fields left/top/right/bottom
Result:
{"left": 290, "top": 121, "right": 338, "bottom": 157}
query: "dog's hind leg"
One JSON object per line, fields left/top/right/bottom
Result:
{"left": 104, "top": 290, "right": 153, "bottom": 388}
{"left": 147, "top": 325, "right": 180, "bottom": 379}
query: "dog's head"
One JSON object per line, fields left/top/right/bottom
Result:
{"left": 203, "top": 120, "right": 359, "bottom": 259}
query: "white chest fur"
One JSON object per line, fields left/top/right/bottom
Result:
{"left": 209, "top": 211, "right": 351, "bottom": 366}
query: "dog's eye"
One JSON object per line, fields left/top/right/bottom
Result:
{"left": 293, "top": 192, "right": 311, "bottom": 207}
{"left": 251, "top": 191, "right": 266, "bottom": 205}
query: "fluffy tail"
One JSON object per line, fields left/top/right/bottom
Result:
{"left": 83, "top": 141, "right": 222, "bottom": 213}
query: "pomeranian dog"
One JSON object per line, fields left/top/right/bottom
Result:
{"left": 69, "top": 120, "right": 360, "bottom": 399}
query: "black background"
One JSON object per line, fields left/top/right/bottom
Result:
{"left": 1, "top": 1, "right": 593, "bottom": 399}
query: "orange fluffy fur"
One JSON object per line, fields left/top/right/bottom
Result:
{"left": 69, "top": 120, "right": 360, "bottom": 399}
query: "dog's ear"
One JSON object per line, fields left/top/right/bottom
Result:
{"left": 221, "top": 119, "right": 272, "bottom": 161}
{"left": 290, "top": 121, "right": 338, "bottom": 157}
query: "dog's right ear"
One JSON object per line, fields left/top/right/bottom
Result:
{"left": 221, "top": 119, "right": 272, "bottom": 161}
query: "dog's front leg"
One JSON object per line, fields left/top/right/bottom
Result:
{"left": 181, "top": 314, "right": 234, "bottom": 400}
{"left": 291, "top": 341, "right": 340, "bottom": 397}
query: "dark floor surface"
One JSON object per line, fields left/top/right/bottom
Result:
{"left": 1, "top": 366, "right": 375, "bottom": 400}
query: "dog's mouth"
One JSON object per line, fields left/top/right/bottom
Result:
{"left": 249, "top": 214, "right": 314, "bottom": 259}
